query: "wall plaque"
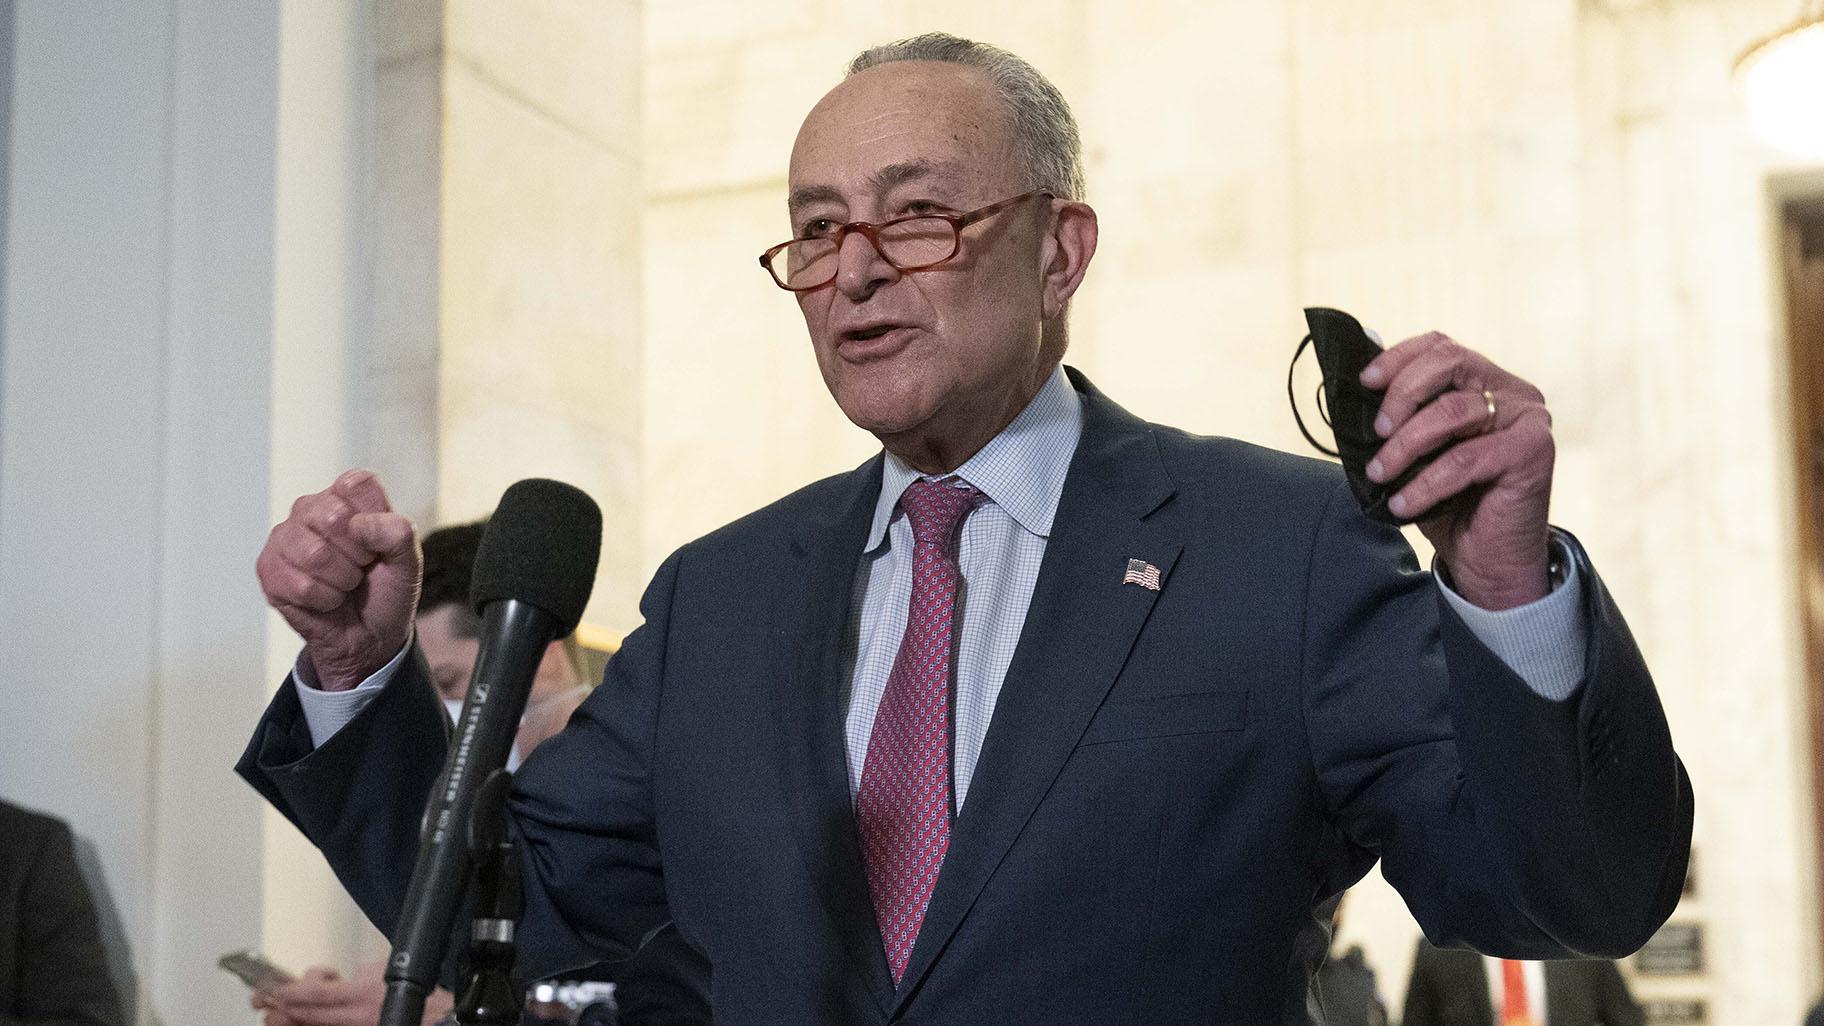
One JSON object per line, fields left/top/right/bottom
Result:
{"left": 1640, "top": 998, "right": 1706, "bottom": 1025}
{"left": 1636, "top": 922, "right": 1704, "bottom": 975}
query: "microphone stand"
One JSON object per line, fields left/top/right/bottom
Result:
{"left": 456, "top": 770, "right": 523, "bottom": 1025}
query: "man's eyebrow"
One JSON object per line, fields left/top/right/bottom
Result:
{"left": 786, "top": 160, "right": 969, "bottom": 215}
{"left": 869, "top": 158, "right": 965, "bottom": 194}
{"left": 787, "top": 185, "right": 843, "bottom": 213}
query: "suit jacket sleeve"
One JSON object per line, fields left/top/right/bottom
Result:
{"left": 235, "top": 554, "right": 686, "bottom": 986}
{"left": 502, "top": 551, "right": 680, "bottom": 980}
{"left": 235, "top": 640, "right": 450, "bottom": 941}
{"left": 1301, "top": 481, "right": 1692, "bottom": 958}
{"left": 609, "top": 923, "right": 713, "bottom": 1026}
{"left": 1, "top": 817, "right": 127, "bottom": 1026}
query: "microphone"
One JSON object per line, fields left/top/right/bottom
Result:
{"left": 379, "top": 479, "right": 602, "bottom": 1026}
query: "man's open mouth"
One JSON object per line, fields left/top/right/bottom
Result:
{"left": 844, "top": 325, "right": 899, "bottom": 342}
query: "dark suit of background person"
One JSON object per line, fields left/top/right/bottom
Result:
{"left": 1401, "top": 939, "right": 1645, "bottom": 1026}
{"left": 1310, "top": 894, "right": 1388, "bottom": 1026}
{"left": 1310, "top": 946, "right": 1387, "bottom": 1026}
{"left": 0, "top": 799, "right": 126, "bottom": 1026}
{"left": 239, "top": 370, "right": 1691, "bottom": 1025}
{"left": 1807, "top": 998, "right": 1824, "bottom": 1026}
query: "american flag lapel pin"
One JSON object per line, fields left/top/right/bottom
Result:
{"left": 1122, "top": 557, "right": 1162, "bottom": 591}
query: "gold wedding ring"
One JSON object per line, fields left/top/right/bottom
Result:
{"left": 1481, "top": 388, "right": 1498, "bottom": 435}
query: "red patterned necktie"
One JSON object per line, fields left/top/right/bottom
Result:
{"left": 856, "top": 476, "right": 983, "bottom": 985}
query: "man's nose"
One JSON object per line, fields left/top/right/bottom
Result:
{"left": 833, "top": 229, "right": 899, "bottom": 300}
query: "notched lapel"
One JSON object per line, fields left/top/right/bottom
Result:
{"left": 892, "top": 373, "right": 1183, "bottom": 1010}
{"left": 770, "top": 455, "right": 898, "bottom": 1010}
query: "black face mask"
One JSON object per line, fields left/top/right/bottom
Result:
{"left": 1288, "top": 307, "right": 1434, "bottom": 526}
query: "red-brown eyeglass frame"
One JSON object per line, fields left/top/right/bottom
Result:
{"left": 758, "top": 190, "right": 1054, "bottom": 292}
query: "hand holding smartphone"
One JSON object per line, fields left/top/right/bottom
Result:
{"left": 217, "top": 950, "right": 295, "bottom": 992}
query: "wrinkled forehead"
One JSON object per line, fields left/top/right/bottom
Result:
{"left": 788, "top": 62, "right": 1021, "bottom": 208}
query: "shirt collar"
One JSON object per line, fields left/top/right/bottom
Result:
{"left": 865, "top": 365, "right": 1083, "bottom": 552}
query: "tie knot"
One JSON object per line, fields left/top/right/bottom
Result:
{"left": 899, "top": 477, "right": 983, "bottom": 546}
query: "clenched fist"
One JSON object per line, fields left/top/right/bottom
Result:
{"left": 256, "top": 469, "right": 421, "bottom": 691}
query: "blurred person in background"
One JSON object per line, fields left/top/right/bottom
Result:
{"left": 1309, "top": 894, "right": 1387, "bottom": 1026}
{"left": 403, "top": 521, "right": 596, "bottom": 763}
{"left": 1807, "top": 995, "right": 1823, "bottom": 1026}
{"left": 0, "top": 797, "right": 127, "bottom": 1026}
{"left": 1401, "top": 937, "right": 1644, "bottom": 1026}
{"left": 252, "top": 522, "right": 710, "bottom": 1026}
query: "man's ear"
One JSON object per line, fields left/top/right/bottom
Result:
{"left": 1041, "top": 200, "right": 1098, "bottom": 322}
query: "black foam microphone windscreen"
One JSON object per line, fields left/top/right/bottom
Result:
{"left": 469, "top": 478, "right": 603, "bottom": 635}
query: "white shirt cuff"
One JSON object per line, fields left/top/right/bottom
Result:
{"left": 1435, "top": 535, "right": 1587, "bottom": 702}
{"left": 292, "top": 637, "right": 413, "bottom": 748}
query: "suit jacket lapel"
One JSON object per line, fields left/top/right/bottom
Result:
{"left": 892, "top": 373, "right": 1182, "bottom": 1010}
{"left": 771, "top": 454, "right": 898, "bottom": 1011}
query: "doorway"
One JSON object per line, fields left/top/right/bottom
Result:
{"left": 1782, "top": 188, "right": 1824, "bottom": 967}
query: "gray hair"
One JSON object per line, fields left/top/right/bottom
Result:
{"left": 847, "top": 33, "right": 1086, "bottom": 201}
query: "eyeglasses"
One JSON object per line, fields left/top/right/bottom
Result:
{"left": 759, "top": 190, "right": 1053, "bottom": 292}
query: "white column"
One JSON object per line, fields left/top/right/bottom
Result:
{"left": 0, "top": 0, "right": 397, "bottom": 1018}
{"left": 151, "top": 1, "right": 284, "bottom": 1017}
{"left": 0, "top": 3, "right": 176, "bottom": 1016}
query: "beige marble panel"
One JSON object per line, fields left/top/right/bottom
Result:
{"left": 645, "top": 2, "right": 1090, "bottom": 199}
{"left": 368, "top": 49, "right": 443, "bottom": 523}
{"left": 640, "top": 184, "right": 877, "bottom": 573}
{"left": 439, "top": 10, "right": 644, "bottom": 628}
{"left": 446, "top": 0, "right": 641, "bottom": 157}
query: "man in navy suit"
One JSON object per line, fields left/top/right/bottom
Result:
{"left": 240, "top": 33, "right": 1691, "bottom": 1025}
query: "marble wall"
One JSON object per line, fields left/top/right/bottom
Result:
{"left": 639, "top": 1, "right": 1824, "bottom": 1022}
{"left": 435, "top": 0, "right": 647, "bottom": 624}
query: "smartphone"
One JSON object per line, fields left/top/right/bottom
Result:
{"left": 217, "top": 950, "right": 295, "bottom": 991}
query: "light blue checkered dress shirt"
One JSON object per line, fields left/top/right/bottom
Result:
{"left": 839, "top": 367, "right": 1083, "bottom": 812}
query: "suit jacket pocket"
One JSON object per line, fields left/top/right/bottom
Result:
{"left": 1078, "top": 689, "right": 1249, "bottom": 746}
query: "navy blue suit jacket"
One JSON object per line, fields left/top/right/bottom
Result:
{"left": 239, "top": 369, "right": 1691, "bottom": 1025}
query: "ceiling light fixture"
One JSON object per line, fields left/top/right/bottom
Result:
{"left": 1735, "top": 0, "right": 1824, "bottom": 159}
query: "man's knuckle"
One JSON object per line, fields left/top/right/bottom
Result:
{"left": 1530, "top": 429, "right": 1556, "bottom": 462}
{"left": 283, "top": 565, "right": 313, "bottom": 594}
{"left": 1444, "top": 391, "right": 1474, "bottom": 422}
{"left": 307, "top": 580, "right": 341, "bottom": 610}
{"left": 299, "top": 535, "right": 330, "bottom": 568}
